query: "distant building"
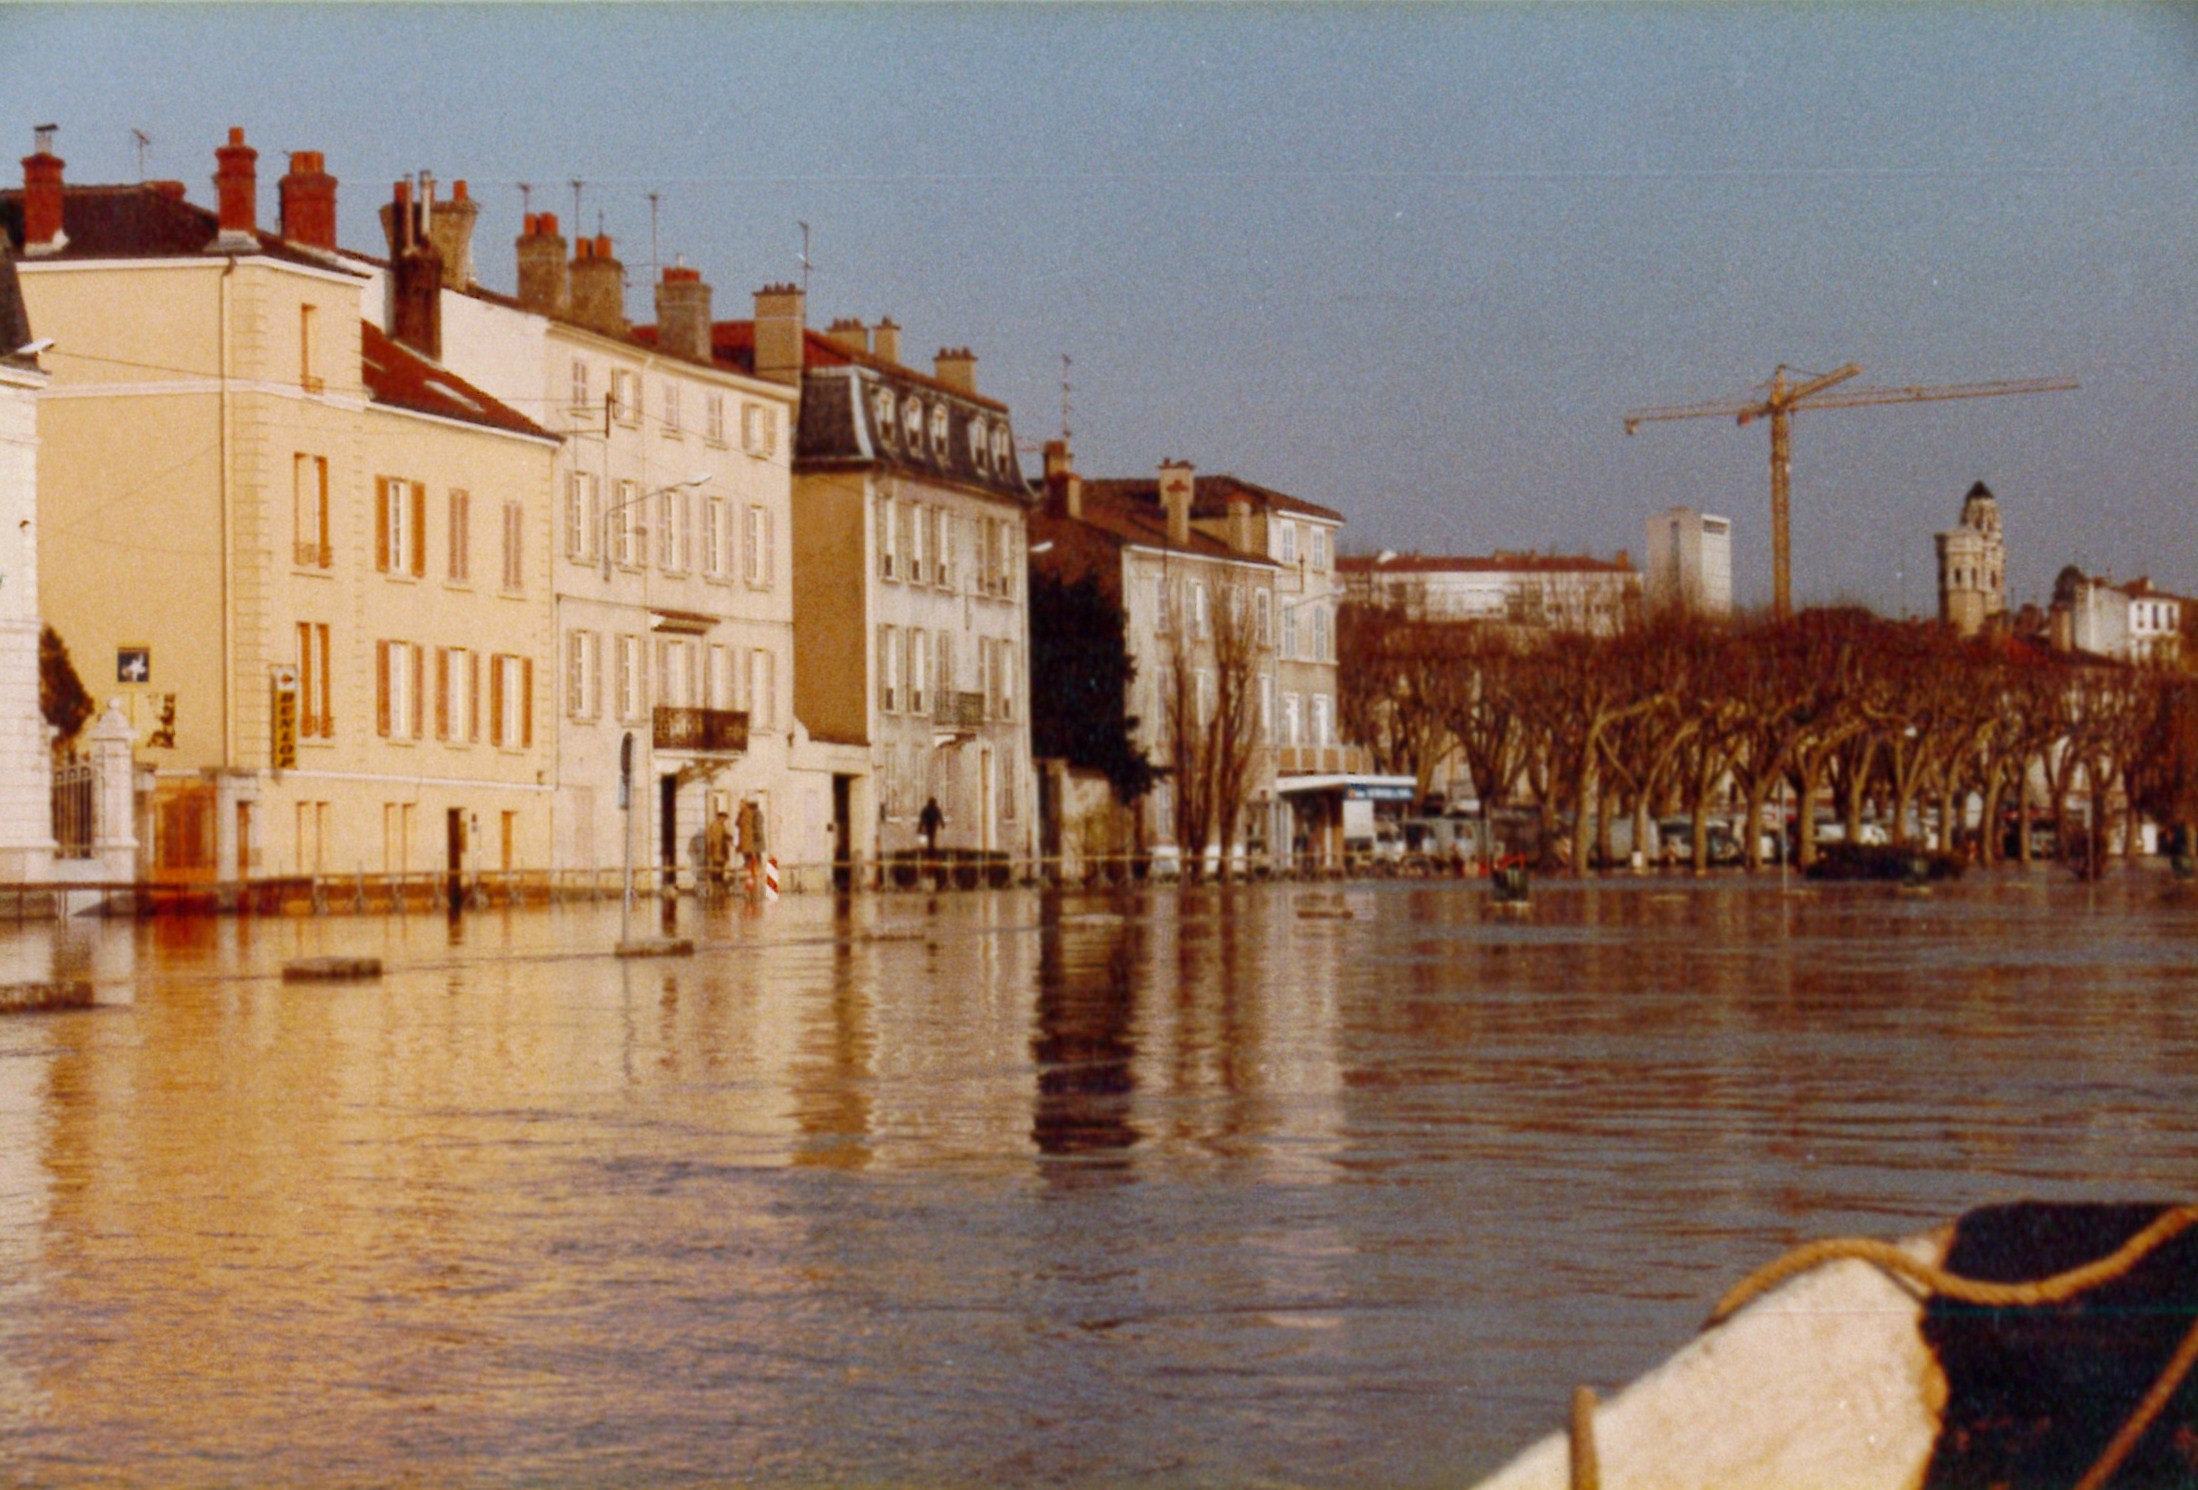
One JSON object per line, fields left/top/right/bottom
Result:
{"left": 1337, "top": 551, "right": 1640, "bottom": 637}
{"left": 2049, "top": 567, "right": 2183, "bottom": 666}
{"left": 1644, "top": 507, "right": 1732, "bottom": 618}
{"left": 1935, "top": 481, "right": 2007, "bottom": 638}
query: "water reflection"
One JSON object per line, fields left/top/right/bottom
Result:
{"left": 0, "top": 876, "right": 2195, "bottom": 1486}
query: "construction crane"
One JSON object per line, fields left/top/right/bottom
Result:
{"left": 1623, "top": 365, "right": 2078, "bottom": 619}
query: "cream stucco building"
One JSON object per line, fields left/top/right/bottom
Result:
{"left": 0, "top": 241, "right": 53, "bottom": 883}
{"left": 5, "top": 129, "right": 563, "bottom": 885}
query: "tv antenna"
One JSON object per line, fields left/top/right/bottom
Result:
{"left": 131, "top": 128, "right": 150, "bottom": 180}
{"left": 647, "top": 192, "right": 660, "bottom": 281}
{"left": 517, "top": 181, "right": 533, "bottom": 216}
{"left": 1060, "top": 353, "right": 1074, "bottom": 443}
{"left": 798, "top": 221, "right": 813, "bottom": 298}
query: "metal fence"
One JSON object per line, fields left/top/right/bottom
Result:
{"left": 50, "top": 762, "right": 95, "bottom": 860}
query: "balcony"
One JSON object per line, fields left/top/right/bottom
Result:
{"left": 653, "top": 706, "right": 749, "bottom": 755}
{"left": 934, "top": 691, "right": 987, "bottom": 731}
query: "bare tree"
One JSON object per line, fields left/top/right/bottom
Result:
{"left": 1160, "top": 574, "right": 1267, "bottom": 880}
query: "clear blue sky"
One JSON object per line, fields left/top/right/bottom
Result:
{"left": 7, "top": 3, "right": 2196, "bottom": 613}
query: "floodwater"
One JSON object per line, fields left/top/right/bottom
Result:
{"left": 2, "top": 871, "right": 2196, "bottom": 1488}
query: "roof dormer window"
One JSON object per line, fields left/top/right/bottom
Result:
{"left": 929, "top": 403, "right": 949, "bottom": 457}
{"left": 968, "top": 418, "right": 989, "bottom": 470}
{"left": 903, "top": 395, "right": 923, "bottom": 445}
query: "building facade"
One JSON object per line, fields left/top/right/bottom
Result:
{"left": 1644, "top": 506, "right": 1732, "bottom": 618}
{"left": 424, "top": 200, "right": 812, "bottom": 882}
{"left": 709, "top": 296, "right": 1035, "bottom": 871}
{"left": 1935, "top": 481, "right": 2007, "bottom": 639}
{"left": 6, "top": 129, "right": 564, "bottom": 884}
{"left": 1033, "top": 451, "right": 1284, "bottom": 867}
{"left": 2049, "top": 566, "right": 2183, "bottom": 666}
{"left": 1338, "top": 551, "right": 1641, "bottom": 637}
{"left": 0, "top": 241, "right": 52, "bottom": 882}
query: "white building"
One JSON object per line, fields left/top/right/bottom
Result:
{"left": 2050, "top": 566, "right": 2183, "bottom": 666}
{"left": 1645, "top": 506, "right": 1732, "bottom": 618}
{"left": 0, "top": 243, "right": 53, "bottom": 882}
{"left": 1338, "top": 551, "right": 1640, "bottom": 637}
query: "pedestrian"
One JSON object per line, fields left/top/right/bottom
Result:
{"left": 705, "top": 808, "right": 731, "bottom": 896}
{"left": 736, "top": 798, "right": 765, "bottom": 898}
{"left": 919, "top": 796, "right": 944, "bottom": 854}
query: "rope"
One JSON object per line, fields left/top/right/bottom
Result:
{"left": 1707, "top": 1206, "right": 2198, "bottom": 1324}
{"left": 1702, "top": 1205, "right": 2198, "bottom": 1490}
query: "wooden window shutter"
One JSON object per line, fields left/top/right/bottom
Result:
{"left": 375, "top": 479, "right": 391, "bottom": 572}
{"left": 522, "top": 657, "right": 534, "bottom": 747}
{"left": 410, "top": 482, "right": 427, "bottom": 577}
{"left": 410, "top": 644, "right": 425, "bottom": 737}
{"left": 375, "top": 641, "right": 391, "bottom": 736}
{"left": 466, "top": 651, "right": 480, "bottom": 741}
{"left": 489, "top": 655, "right": 505, "bottom": 746}
{"left": 316, "top": 460, "right": 331, "bottom": 568}
{"left": 435, "top": 648, "right": 449, "bottom": 740}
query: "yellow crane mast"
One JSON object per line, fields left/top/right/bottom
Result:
{"left": 1623, "top": 365, "right": 2078, "bottom": 619}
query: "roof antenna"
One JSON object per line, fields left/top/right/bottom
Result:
{"left": 647, "top": 192, "right": 660, "bottom": 282}
{"left": 517, "top": 181, "right": 533, "bottom": 216}
{"left": 1061, "top": 353, "right": 1074, "bottom": 443}
{"left": 131, "top": 128, "right": 150, "bottom": 181}
{"left": 798, "top": 220, "right": 812, "bottom": 299}
{"left": 569, "top": 178, "right": 584, "bottom": 234}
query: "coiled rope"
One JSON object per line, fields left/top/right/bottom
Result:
{"left": 1694, "top": 1204, "right": 2198, "bottom": 1490}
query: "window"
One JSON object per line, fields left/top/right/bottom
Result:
{"left": 658, "top": 490, "right": 679, "bottom": 571}
{"left": 744, "top": 505, "right": 772, "bottom": 587}
{"left": 564, "top": 472, "right": 600, "bottom": 561}
{"left": 663, "top": 381, "right": 682, "bottom": 435}
{"left": 1255, "top": 588, "right": 1272, "bottom": 645}
{"left": 612, "top": 368, "right": 641, "bottom": 426}
{"left": 879, "top": 624, "right": 899, "bottom": 712}
{"left": 873, "top": 387, "right": 898, "bottom": 442}
{"left": 1283, "top": 692, "right": 1302, "bottom": 746}
{"left": 703, "top": 499, "right": 725, "bottom": 578}
{"left": 448, "top": 489, "right": 472, "bottom": 582}
{"left": 299, "top": 304, "right": 321, "bottom": 393}
{"left": 706, "top": 393, "right": 726, "bottom": 445}
{"left": 1155, "top": 574, "right": 1172, "bottom": 633}
{"left": 489, "top": 655, "right": 532, "bottom": 748}
{"left": 903, "top": 396, "right": 923, "bottom": 444}
{"left": 929, "top": 403, "right": 949, "bottom": 456}
{"left": 1312, "top": 605, "right": 1331, "bottom": 662}
{"left": 562, "top": 628, "right": 597, "bottom": 725}
{"left": 1312, "top": 692, "right": 1333, "bottom": 746}
{"left": 933, "top": 508, "right": 952, "bottom": 589}
{"left": 909, "top": 629, "right": 928, "bottom": 716}
{"left": 293, "top": 454, "right": 329, "bottom": 568}
{"left": 570, "top": 359, "right": 592, "bottom": 413}
{"left": 615, "top": 480, "right": 641, "bottom": 567}
{"left": 1000, "top": 641, "right": 1016, "bottom": 721}
{"left": 1278, "top": 521, "right": 1299, "bottom": 565}
{"left": 1259, "top": 672, "right": 1274, "bottom": 742}
{"left": 937, "top": 632, "right": 956, "bottom": 696}
{"left": 1311, "top": 527, "right": 1330, "bottom": 572}
{"left": 296, "top": 622, "right": 331, "bottom": 737}
{"left": 1282, "top": 608, "right": 1298, "bottom": 661}
{"left": 617, "top": 635, "right": 645, "bottom": 722}
{"left": 877, "top": 498, "right": 897, "bottom": 580}
{"left": 1192, "top": 582, "right": 1209, "bottom": 637}
{"left": 501, "top": 500, "right": 524, "bottom": 591}
{"left": 742, "top": 402, "right": 775, "bottom": 458}
{"left": 992, "top": 424, "right": 1011, "bottom": 467}
{"left": 908, "top": 503, "right": 927, "bottom": 583}
{"left": 968, "top": 420, "right": 989, "bottom": 470}
{"left": 376, "top": 639, "right": 424, "bottom": 739}
{"left": 376, "top": 478, "right": 426, "bottom": 577}
{"left": 750, "top": 648, "right": 776, "bottom": 731}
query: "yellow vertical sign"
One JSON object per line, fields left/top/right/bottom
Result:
{"left": 271, "top": 666, "right": 298, "bottom": 769}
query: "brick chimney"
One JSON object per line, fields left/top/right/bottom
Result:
{"left": 568, "top": 234, "right": 626, "bottom": 336}
{"left": 752, "top": 283, "right": 806, "bottom": 387}
{"left": 654, "top": 262, "right": 712, "bottom": 363}
{"left": 1159, "top": 460, "right": 1195, "bottom": 548}
{"left": 211, "top": 126, "right": 258, "bottom": 250}
{"left": 825, "top": 317, "right": 868, "bottom": 356}
{"left": 1227, "top": 495, "right": 1253, "bottom": 555}
{"left": 872, "top": 316, "right": 901, "bottom": 365}
{"left": 278, "top": 151, "right": 337, "bottom": 249}
{"left": 20, "top": 127, "right": 64, "bottom": 257}
{"left": 426, "top": 178, "right": 478, "bottom": 290}
{"left": 515, "top": 212, "right": 569, "bottom": 315}
{"left": 386, "top": 179, "right": 443, "bottom": 360}
{"left": 1042, "top": 441, "right": 1081, "bottom": 520}
{"left": 147, "top": 180, "right": 186, "bottom": 202}
{"left": 934, "top": 347, "right": 977, "bottom": 395}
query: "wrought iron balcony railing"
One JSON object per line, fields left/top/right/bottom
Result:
{"left": 653, "top": 706, "right": 749, "bottom": 755}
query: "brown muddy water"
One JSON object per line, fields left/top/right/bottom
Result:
{"left": 2, "top": 872, "right": 2195, "bottom": 1488}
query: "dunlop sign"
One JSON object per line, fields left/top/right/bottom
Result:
{"left": 271, "top": 665, "right": 299, "bottom": 769}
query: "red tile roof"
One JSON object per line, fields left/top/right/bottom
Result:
{"left": 689, "top": 321, "right": 1009, "bottom": 411}
{"left": 360, "top": 321, "right": 553, "bottom": 441}
{"left": 1030, "top": 477, "right": 1276, "bottom": 567}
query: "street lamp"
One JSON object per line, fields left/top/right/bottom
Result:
{"left": 601, "top": 472, "right": 710, "bottom": 581}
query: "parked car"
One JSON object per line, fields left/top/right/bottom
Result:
{"left": 1657, "top": 816, "right": 1741, "bottom": 866}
